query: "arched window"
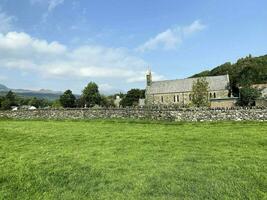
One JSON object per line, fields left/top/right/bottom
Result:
{"left": 210, "top": 93, "right": 212, "bottom": 98}
{"left": 161, "top": 96, "right": 164, "bottom": 103}
{"left": 214, "top": 93, "right": 216, "bottom": 98}
{"left": 174, "top": 95, "right": 176, "bottom": 102}
{"left": 177, "top": 95, "right": 179, "bottom": 102}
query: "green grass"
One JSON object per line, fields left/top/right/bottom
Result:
{"left": 0, "top": 120, "right": 267, "bottom": 199}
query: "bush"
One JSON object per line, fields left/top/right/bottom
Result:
{"left": 238, "top": 87, "right": 261, "bottom": 106}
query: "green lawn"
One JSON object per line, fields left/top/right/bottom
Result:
{"left": 0, "top": 120, "right": 267, "bottom": 200}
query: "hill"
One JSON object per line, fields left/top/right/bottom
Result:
{"left": 0, "top": 84, "right": 63, "bottom": 101}
{"left": 191, "top": 54, "right": 267, "bottom": 96}
{"left": 0, "top": 84, "right": 9, "bottom": 92}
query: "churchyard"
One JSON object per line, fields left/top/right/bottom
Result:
{"left": 1, "top": 119, "right": 266, "bottom": 199}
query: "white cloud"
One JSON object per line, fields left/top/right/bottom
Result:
{"left": 0, "top": 10, "right": 15, "bottom": 33}
{"left": 30, "top": 0, "right": 65, "bottom": 11}
{"left": 30, "top": 0, "right": 65, "bottom": 22}
{"left": 126, "top": 71, "right": 165, "bottom": 83}
{"left": 182, "top": 20, "right": 206, "bottom": 36}
{"left": 48, "top": 0, "right": 65, "bottom": 12}
{"left": 99, "top": 83, "right": 114, "bottom": 93}
{"left": 137, "top": 20, "right": 206, "bottom": 52}
{"left": 0, "top": 31, "right": 162, "bottom": 85}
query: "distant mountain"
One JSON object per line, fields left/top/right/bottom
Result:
{"left": 191, "top": 54, "right": 267, "bottom": 96}
{"left": 0, "top": 84, "right": 63, "bottom": 100}
{"left": 0, "top": 84, "right": 9, "bottom": 92}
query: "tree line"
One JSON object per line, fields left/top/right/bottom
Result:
{"left": 0, "top": 82, "right": 145, "bottom": 110}
{"left": 191, "top": 54, "right": 267, "bottom": 96}
{"left": 0, "top": 91, "right": 51, "bottom": 110}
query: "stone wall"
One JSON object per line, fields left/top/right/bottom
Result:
{"left": 0, "top": 108, "right": 266, "bottom": 122}
{"left": 146, "top": 90, "right": 229, "bottom": 106}
{"left": 210, "top": 98, "right": 238, "bottom": 108}
{"left": 256, "top": 99, "right": 267, "bottom": 107}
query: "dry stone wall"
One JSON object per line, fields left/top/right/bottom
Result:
{"left": 0, "top": 108, "right": 266, "bottom": 122}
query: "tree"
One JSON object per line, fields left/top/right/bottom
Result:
{"left": 99, "top": 95, "right": 115, "bottom": 108}
{"left": 75, "top": 97, "right": 85, "bottom": 108}
{"left": 120, "top": 89, "right": 145, "bottom": 107}
{"left": 0, "top": 96, "right": 4, "bottom": 108}
{"left": 82, "top": 82, "right": 101, "bottom": 107}
{"left": 52, "top": 99, "right": 62, "bottom": 108}
{"left": 238, "top": 87, "right": 261, "bottom": 106}
{"left": 192, "top": 78, "right": 209, "bottom": 107}
{"left": 1, "top": 99, "right": 12, "bottom": 110}
{"left": 59, "top": 90, "right": 76, "bottom": 108}
{"left": 29, "top": 97, "right": 40, "bottom": 108}
{"left": 5, "top": 91, "right": 16, "bottom": 106}
{"left": 0, "top": 91, "right": 17, "bottom": 110}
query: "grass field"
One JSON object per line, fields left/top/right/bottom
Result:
{"left": 0, "top": 120, "right": 267, "bottom": 199}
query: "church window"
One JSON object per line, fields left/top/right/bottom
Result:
{"left": 161, "top": 96, "right": 164, "bottom": 103}
{"left": 174, "top": 95, "right": 176, "bottom": 102}
{"left": 210, "top": 93, "right": 212, "bottom": 98}
{"left": 214, "top": 93, "right": 216, "bottom": 98}
{"left": 177, "top": 95, "right": 179, "bottom": 102}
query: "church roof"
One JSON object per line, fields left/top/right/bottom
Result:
{"left": 146, "top": 75, "right": 230, "bottom": 94}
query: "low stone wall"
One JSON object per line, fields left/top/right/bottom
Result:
{"left": 0, "top": 108, "right": 266, "bottom": 122}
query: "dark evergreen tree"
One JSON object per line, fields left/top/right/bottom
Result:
{"left": 5, "top": 91, "right": 16, "bottom": 105}
{"left": 59, "top": 90, "right": 76, "bottom": 108}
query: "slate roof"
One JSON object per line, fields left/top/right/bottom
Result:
{"left": 146, "top": 75, "right": 230, "bottom": 94}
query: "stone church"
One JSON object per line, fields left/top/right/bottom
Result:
{"left": 145, "top": 70, "right": 232, "bottom": 106}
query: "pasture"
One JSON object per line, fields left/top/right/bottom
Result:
{"left": 0, "top": 120, "right": 266, "bottom": 199}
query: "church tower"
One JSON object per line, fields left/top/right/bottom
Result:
{"left": 146, "top": 69, "right": 152, "bottom": 86}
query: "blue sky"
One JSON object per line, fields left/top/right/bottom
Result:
{"left": 0, "top": 0, "right": 266, "bottom": 94}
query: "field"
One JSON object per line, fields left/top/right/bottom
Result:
{"left": 0, "top": 120, "right": 267, "bottom": 199}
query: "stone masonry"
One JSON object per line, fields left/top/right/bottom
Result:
{"left": 0, "top": 108, "right": 266, "bottom": 122}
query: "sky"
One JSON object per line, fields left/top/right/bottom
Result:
{"left": 0, "top": 0, "right": 266, "bottom": 94}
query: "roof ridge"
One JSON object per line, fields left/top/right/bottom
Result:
{"left": 152, "top": 74, "right": 228, "bottom": 84}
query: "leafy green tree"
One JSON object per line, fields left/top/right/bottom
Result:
{"left": 1, "top": 99, "right": 12, "bottom": 110}
{"left": 5, "top": 91, "right": 16, "bottom": 106}
{"left": 99, "top": 95, "right": 115, "bottom": 108}
{"left": 120, "top": 89, "right": 145, "bottom": 107}
{"left": 0, "top": 91, "right": 17, "bottom": 110}
{"left": 82, "top": 82, "right": 101, "bottom": 107}
{"left": 29, "top": 97, "right": 41, "bottom": 108}
{"left": 192, "top": 78, "right": 209, "bottom": 107}
{"left": 75, "top": 97, "right": 85, "bottom": 108}
{"left": 113, "top": 92, "right": 125, "bottom": 99}
{"left": 18, "top": 97, "right": 31, "bottom": 106}
{"left": 59, "top": 90, "right": 76, "bottom": 108}
{"left": 27, "top": 97, "right": 50, "bottom": 108}
{"left": 238, "top": 87, "right": 261, "bottom": 106}
{"left": 52, "top": 99, "right": 62, "bottom": 108}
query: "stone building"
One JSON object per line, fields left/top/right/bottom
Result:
{"left": 252, "top": 84, "right": 267, "bottom": 98}
{"left": 145, "top": 70, "right": 231, "bottom": 106}
{"left": 252, "top": 83, "right": 267, "bottom": 107}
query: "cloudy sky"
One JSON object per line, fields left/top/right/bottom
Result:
{"left": 0, "top": 0, "right": 266, "bottom": 94}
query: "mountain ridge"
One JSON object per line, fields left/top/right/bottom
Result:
{"left": 0, "top": 84, "right": 63, "bottom": 100}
